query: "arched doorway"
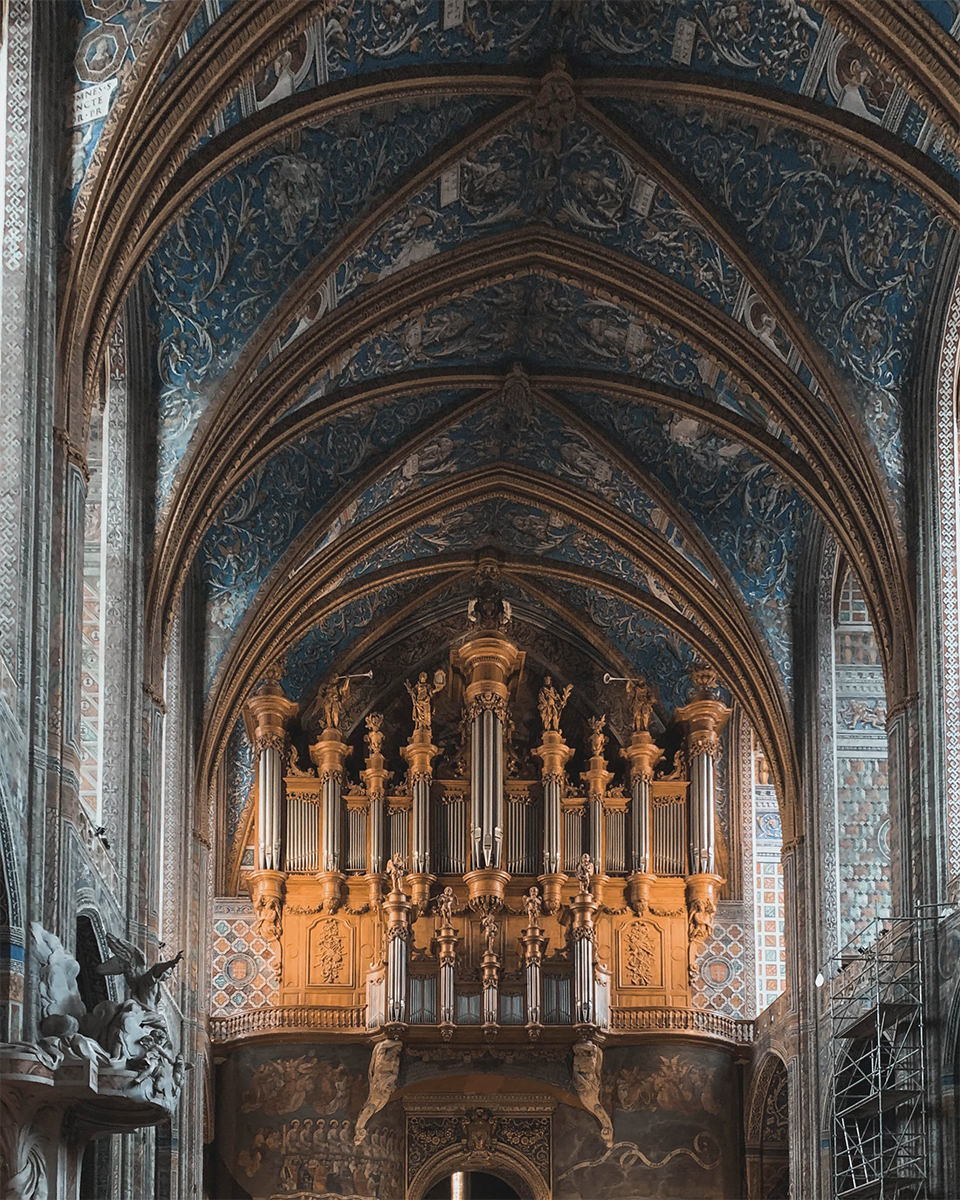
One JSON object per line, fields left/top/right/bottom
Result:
{"left": 424, "top": 1169, "right": 524, "bottom": 1199}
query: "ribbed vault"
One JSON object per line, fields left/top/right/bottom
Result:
{"left": 57, "top": 0, "right": 960, "bottom": 869}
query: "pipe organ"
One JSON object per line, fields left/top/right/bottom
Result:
{"left": 242, "top": 626, "right": 730, "bottom": 1038}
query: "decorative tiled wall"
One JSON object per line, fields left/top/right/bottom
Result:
{"left": 752, "top": 752, "right": 786, "bottom": 1012}
{"left": 833, "top": 571, "right": 891, "bottom": 947}
{"left": 211, "top": 897, "right": 278, "bottom": 1016}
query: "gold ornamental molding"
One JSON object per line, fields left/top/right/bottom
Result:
{"left": 808, "top": 0, "right": 960, "bottom": 154}
{"left": 148, "top": 231, "right": 910, "bottom": 698}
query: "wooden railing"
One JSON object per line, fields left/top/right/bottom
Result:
{"left": 209, "top": 1004, "right": 367, "bottom": 1042}
{"left": 609, "top": 1006, "right": 755, "bottom": 1044}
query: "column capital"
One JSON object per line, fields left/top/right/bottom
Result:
{"left": 401, "top": 726, "right": 439, "bottom": 780}
{"left": 243, "top": 681, "right": 298, "bottom": 746}
{"left": 452, "top": 633, "right": 524, "bottom": 705}
{"left": 674, "top": 697, "right": 730, "bottom": 753}
{"left": 620, "top": 730, "right": 664, "bottom": 783}
{"left": 309, "top": 727, "right": 351, "bottom": 778}
{"left": 534, "top": 729, "right": 574, "bottom": 779}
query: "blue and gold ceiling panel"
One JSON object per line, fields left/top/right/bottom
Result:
{"left": 147, "top": 92, "right": 505, "bottom": 505}
{"left": 601, "top": 95, "right": 947, "bottom": 501}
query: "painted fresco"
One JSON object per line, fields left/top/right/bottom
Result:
{"left": 559, "top": 389, "right": 806, "bottom": 688}
{"left": 146, "top": 93, "right": 504, "bottom": 505}
{"left": 262, "top": 114, "right": 746, "bottom": 372}
{"left": 539, "top": 576, "right": 707, "bottom": 714}
{"left": 215, "top": 1043, "right": 402, "bottom": 1200}
{"left": 198, "top": 388, "right": 470, "bottom": 640}
{"left": 554, "top": 1044, "right": 741, "bottom": 1199}
{"left": 603, "top": 95, "right": 946, "bottom": 502}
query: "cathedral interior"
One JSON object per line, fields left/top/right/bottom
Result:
{"left": 2, "top": 2, "right": 960, "bottom": 1198}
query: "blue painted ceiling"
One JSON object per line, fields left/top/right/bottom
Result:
{"left": 100, "top": 0, "right": 957, "bottom": 760}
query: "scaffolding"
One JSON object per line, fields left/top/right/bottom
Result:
{"left": 829, "top": 915, "right": 927, "bottom": 1200}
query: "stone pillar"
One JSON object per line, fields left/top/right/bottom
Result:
{"left": 571, "top": 878, "right": 599, "bottom": 1029}
{"left": 581, "top": 716, "right": 613, "bottom": 904}
{"left": 534, "top": 726, "right": 573, "bottom": 909}
{"left": 384, "top": 872, "right": 414, "bottom": 1030}
{"left": 402, "top": 726, "right": 439, "bottom": 911}
{"left": 453, "top": 633, "right": 522, "bottom": 873}
{"left": 622, "top": 732, "right": 663, "bottom": 914}
{"left": 310, "top": 727, "right": 351, "bottom": 914}
{"left": 361, "top": 714, "right": 391, "bottom": 910}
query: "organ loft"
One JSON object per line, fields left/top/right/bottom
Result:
{"left": 213, "top": 560, "right": 747, "bottom": 1197}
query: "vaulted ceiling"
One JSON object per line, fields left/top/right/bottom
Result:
{"left": 61, "top": 0, "right": 960, "bottom": 847}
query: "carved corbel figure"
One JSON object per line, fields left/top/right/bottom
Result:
{"left": 572, "top": 1040, "right": 613, "bottom": 1146}
{"left": 354, "top": 1039, "right": 402, "bottom": 1145}
{"left": 687, "top": 896, "right": 717, "bottom": 982}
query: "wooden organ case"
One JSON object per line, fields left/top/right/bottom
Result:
{"left": 241, "top": 620, "right": 733, "bottom": 1047}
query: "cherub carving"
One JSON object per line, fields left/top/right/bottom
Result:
{"left": 538, "top": 675, "right": 573, "bottom": 733}
{"left": 480, "top": 912, "right": 499, "bottom": 956}
{"left": 405, "top": 670, "right": 446, "bottom": 732}
{"left": 687, "top": 897, "right": 716, "bottom": 981}
{"left": 385, "top": 853, "right": 406, "bottom": 895}
{"left": 364, "top": 712, "right": 385, "bottom": 756}
{"left": 435, "top": 886, "right": 456, "bottom": 928}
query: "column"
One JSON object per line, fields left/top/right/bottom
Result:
{"left": 534, "top": 721, "right": 573, "bottom": 913}
{"left": 361, "top": 713, "right": 392, "bottom": 910}
{"left": 384, "top": 869, "right": 414, "bottom": 1030}
{"left": 309, "top": 724, "right": 351, "bottom": 914}
{"left": 521, "top": 888, "right": 548, "bottom": 1037}
{"left": 622, "top": 731, "right": 663, "bottom": 915}
{"left": 675, "top": 667, "right": 730, "bottom": 982}
{"left": 434, "top": 896, "right": 459, "bottom": 1040}
{"left": 401, "top": 709, "right": 440, "bottom": 912}
{"left": 571, "top": 870, "right": 599, "bottom": 1028}
{"left": 243, "top": 674, "right": 297, "bottom": 931}
{"left": 581, "top": 716, "right": 613, "bottom": 906}
{"left": 454, "top": 633, "right": 521, "bottom": 907}
{"left": 480, "top": 911, "right": 501, "bottom": 1037}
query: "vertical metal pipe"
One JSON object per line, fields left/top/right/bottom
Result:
{"left": 471, "top": 715, "right": 482, "bottom": 868}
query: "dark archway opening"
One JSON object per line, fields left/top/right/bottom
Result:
{"left": 424, "top": 1170, "right": 525, "bottom": 1199}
